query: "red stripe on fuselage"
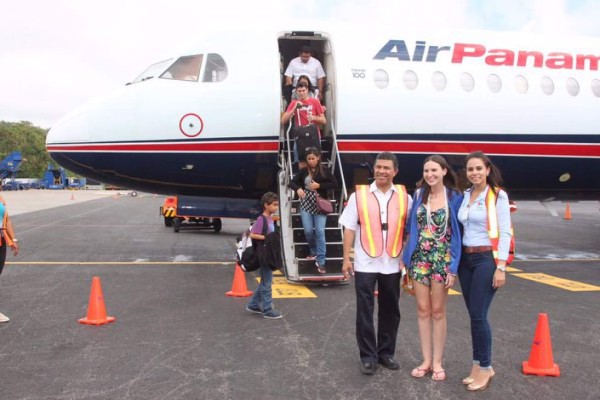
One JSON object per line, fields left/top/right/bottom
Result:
{"left": 337, "top": 141, "right": 600, "bottom": 158}
{"left": 46, "top": 139, "right": 600, "bottom": 158}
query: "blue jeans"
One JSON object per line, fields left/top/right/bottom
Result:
{"left": 300, "top": 209, "right": 327, "bottom": 267}
{"left": 458, "top": 251, "right": 497, "bottom": 368}
{"left": 247, "top": 262, "right": 274, "bottom": 314}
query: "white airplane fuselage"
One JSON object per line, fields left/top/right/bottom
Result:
{"left": 46, "top": 28, "right": 600, "bottom": 217}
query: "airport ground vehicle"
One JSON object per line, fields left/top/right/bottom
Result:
{"left": 41, "top": 164, "right": 68, "bottom": 189}
{"left": 160, "top": 196, "right": 222, "bottom": 233}
{"left": 0, "top": 152, "right": 23, "bottom": 190}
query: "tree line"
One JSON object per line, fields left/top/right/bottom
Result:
{"left": 0, "top": 121, "right": 55, "bottom": 179}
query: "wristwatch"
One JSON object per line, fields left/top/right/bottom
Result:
{"left": 497, "top": 264, "right": 506, "bottom": 272}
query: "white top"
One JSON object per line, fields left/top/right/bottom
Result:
{"left": 458, "top": 186, "right": 512, "bottom": 261}
{"left": 284, "top": 57, "right": 326, "bottom": 87}
{"left": 339, "top": 182, "right": 413, "bottom": 274}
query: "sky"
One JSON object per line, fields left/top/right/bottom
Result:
{"left": 1, "top": 0, "right": 599, "bottom": 129}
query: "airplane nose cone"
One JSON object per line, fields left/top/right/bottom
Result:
{"left": 46, "top": 107, "right": 91, "bottom": 146}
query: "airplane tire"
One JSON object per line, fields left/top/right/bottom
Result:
{"left": 173, "top": 218, "right": 182, "bottom": 232}
{"left": 164, "top": 217, "right": 173, "bottom": 227}
{"left": 213, "top": 218, "right": 222, "bottom": 233}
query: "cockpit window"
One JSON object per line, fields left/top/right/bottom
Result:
{"left": 202, "top": 53, "right": 228, "bottom": 82}
{"left": 160, "top": 55, "right": 203, "bottom": 82}
{"left": 131, "top": 59, "right": 173, "bottom": 83}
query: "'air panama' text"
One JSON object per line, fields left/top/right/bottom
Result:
{"left": 373, "top": 40, "right": 599, "bottom": 71}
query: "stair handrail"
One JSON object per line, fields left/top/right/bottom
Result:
{"left": 284, "top": 121, "right": 294, "bottom": 180}
{"left": 324, "top": 84, "right": 348, "bottom": 214}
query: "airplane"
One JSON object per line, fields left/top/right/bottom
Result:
{"left": 46, "top": 27, "right": 600, "bottom": 281}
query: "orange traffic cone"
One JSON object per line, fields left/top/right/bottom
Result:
{"left": 78, "top": 276, "right": 116, "bottom": 325}
{"left": 70, "top": 193, "right": 75, "bottom": 200}
{"left": 563, "top": 203, "right": 572, "bottom": 220}
{"left": 225, "top": 263, "right": 253, "bottom": 297}
{"left": 522, "top": 313, "right": 560, "bottom": 376}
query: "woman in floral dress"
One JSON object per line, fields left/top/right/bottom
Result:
{"left": 402, "top": 155, "right": 463, "bottom": 381}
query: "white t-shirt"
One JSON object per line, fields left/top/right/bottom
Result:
{"left": 339, "top": 182, "right": 413, "bottom": 275}
{"left": 284, "top": 57, "right": 326, "bottom": 87}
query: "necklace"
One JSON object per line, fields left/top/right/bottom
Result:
{"left": 425, "top": 188, "right": 448, "bottom": 241}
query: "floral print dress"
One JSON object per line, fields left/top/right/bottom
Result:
{"left": 409, "top": 204, "right": 452, "bottom": 286}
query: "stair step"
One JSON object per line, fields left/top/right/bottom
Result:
{"left": 297, "top": 258, "right": 343, "bottom": 275}
{"left": 293, "top": 227, "right": 342, "bottom": 242}
{"left": 294, "top": 243, "right": 343, "bottom": 258}
{"left": 291, "top": 214, "right": 340, "bottom": 228}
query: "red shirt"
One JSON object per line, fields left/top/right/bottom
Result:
{"left": 285, "top": 98, "right": 324, "bottom": 128}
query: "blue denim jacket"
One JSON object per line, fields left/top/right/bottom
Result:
{"left": 402, "top": 188, "right": 464, "bottom": 275}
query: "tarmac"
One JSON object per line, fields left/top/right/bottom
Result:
{"left": 0, "top": 190, "right": 599, "bottom": 400}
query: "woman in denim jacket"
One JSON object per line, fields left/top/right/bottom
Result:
{"left": 402, "top": 155, "right": 463, "bottom": 381}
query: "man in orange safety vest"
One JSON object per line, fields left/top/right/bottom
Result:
{"left": 339, "top": 152, "right": 413, "bottom": 375}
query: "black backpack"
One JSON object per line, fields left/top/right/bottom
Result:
{"left": 237, "top": 215, "right": 268, "bottom": 272}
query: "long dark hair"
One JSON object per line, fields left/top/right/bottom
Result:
{"left": 464, "top": 151, "right": 504, "bottom": 196}
{"left": 416, "top": 154, "right": 458, "bottom": 204}
{"left": 304, "top": 146, "right": 326, "bottom": 177}
{"left": 297, "top": 74, "right": 314, "bottom": 93}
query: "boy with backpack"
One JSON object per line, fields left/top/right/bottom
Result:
{"left": 245, "top": 192, "right": 283, "bottom": 320}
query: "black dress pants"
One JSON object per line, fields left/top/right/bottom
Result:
{"left": 354, "top": 271, "right": 401, "bottom": 363}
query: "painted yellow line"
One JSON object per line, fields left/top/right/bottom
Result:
{"left": 448, "top": 288, "right": 462, "bottom": 295}
{"left": 512, "top": 273, "right": 600, "bottom": 292}
{"left": 7, "top": 261, "right": 235, "bottom": 265}
{"left": 256, "top": 277, "right": 317, "bottom": 298}
{"left": 506, "top": 266, "right": 522, "bottom": 272}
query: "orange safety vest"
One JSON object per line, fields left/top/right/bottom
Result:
{"left": 355, "top": 184, "right": 408, "bottom": 258}
{"left": 485, "top": 187, "right": 515, "bottom": 266}
{"left": 0, "top": 196, "right": 14, "bottom": 247}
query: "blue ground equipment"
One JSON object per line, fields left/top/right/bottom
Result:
{"left": 42, "top": 163, "right": 68, "bottom": 189}
{"left": 0, "top": 152, "right": 23, "bottom": 190}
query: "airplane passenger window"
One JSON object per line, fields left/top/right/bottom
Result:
{"left": 403, "top": 70, "right": 418, "bottom": 90}
{"left": 203, "top": 54, "right": 228, "bottom": 82}
{"left": 592, "top": 79, "right": 600, "bottom": 97}
{"left": 540, "top": 76, "right": 554, "bottom": 95}
{"left": 487, "top": 74, "right": 502, "bottom": 93}
{"left": 160, "top": 55, "right": 203, "bottom": 82}
{"left": 460, "top": 73, "right": 475, "bottom": 92}
{"left": 131, "top": 59, "right": 173, "bottom": 83}
{"left": 374, "top": 69, "right": 389, "bottom": 89}
{"left": 515, "top": 75, "right": 528, "bottom": 94}
{"left": 566, "top": 78, "right": 580, "bottom": 97}
{"left": 432, "top": 71, "right": 447, "bottom": 91}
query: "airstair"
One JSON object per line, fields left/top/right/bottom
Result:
{"left": 277, "top": 87, "right": 349, "bottom": 284}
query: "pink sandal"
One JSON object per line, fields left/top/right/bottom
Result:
{"left": 411, "top": 366, "right": 432, "bottom": 378}
{"left": 432, "top": 369, "right": 446, "bottom": 381}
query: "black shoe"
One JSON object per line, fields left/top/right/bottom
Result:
{"left": 361, "top": 362, "right": 377, "bottom": 375}
{"left": 378, "top": 357, "right": 400, "bottom": 370}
